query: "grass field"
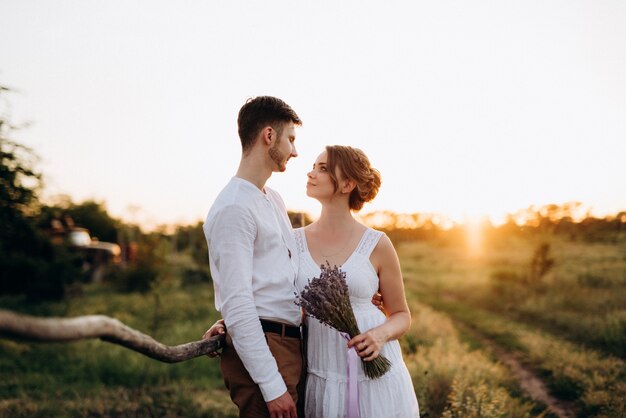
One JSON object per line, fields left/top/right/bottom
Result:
{"left": 399, "top": 234, "right": 626, "bottom": 418}
{"left": 1, "top": 234, "right": 624, "bottom": 417}
{"left": 0, "top": 256, "right": 238, "bottom": 418}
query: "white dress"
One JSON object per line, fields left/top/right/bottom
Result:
{"left": 294, "top": 227, "right": 420, "bottom": 418}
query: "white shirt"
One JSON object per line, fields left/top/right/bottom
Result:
{"left": 203, "top": 177, "right": 301, "bottom": 402}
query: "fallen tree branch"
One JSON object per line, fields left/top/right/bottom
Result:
{"left": 0, "top": 309, "right": 224, "bottom": 363}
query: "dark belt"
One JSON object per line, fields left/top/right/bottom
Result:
{"left": 260, "top": 319, "right": 302, "bottom": 339}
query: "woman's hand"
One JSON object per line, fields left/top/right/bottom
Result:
{"left": 347, "top": 328, "right": 387, "bottom": 361}
{"left": 202, "top": 319, "right": 226, "bottom": 357}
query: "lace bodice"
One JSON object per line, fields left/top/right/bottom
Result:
{"left": 293, "top": 227, "right": 383, "bottom": 303}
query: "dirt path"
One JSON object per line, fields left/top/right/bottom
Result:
{"left": 461, "top": 325, "right": 576, "bottom": 418}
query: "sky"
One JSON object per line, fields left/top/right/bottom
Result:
{"left": 1, "top": 1, "right": 625, "bottom": 228}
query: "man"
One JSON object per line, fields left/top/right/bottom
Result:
{"left": 203, "top": 96, "right": 303, "bottom": 418}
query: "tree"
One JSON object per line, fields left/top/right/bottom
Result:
{"left": 529, "top": 242, "right": 555, "bottom": 285}
{"left": 174, "top": 221, "right": 209, "bottom": 267}
{"left": 0, "top": 87, "right": 42, "bottom": 250}
{"left": 0, "top": 85, "right": 78, "bottom": 300}
{"left": 288, "top": 210, "right": 313, "bottom": 228}
{"left": 38, "top": 198, "right": 121, "bottom": 243}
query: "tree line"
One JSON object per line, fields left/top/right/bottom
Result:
{"left": 361, "top": 205, "right": 625, "bottom": 246}
{"left": 0, "top": 86, "right": 184, "bottom": 301}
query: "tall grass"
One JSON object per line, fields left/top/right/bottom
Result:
{"left": 403, "top": 301, "right": 538, "bottom": 417}
{"left": 485, "top": 237, "right": 626, "bottom": 357}
{"left": 0, "top": 267, "right": 237, "bottom": 417}
{"left": 398, "top": 236, "right": 626, "bottom": 417}
{"left": 398, "top": 235, "right": 626, "bottom": 357}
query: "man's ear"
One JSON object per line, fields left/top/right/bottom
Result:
{"left": 341, "top": 179, "right": 356, "bottom": 194}
{"left": 261, "top": 126, "right": 273, "bottom": 145}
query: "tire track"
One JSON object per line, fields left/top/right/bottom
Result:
{"left": 455, "top": 321, "right": 577, "bottom": 418}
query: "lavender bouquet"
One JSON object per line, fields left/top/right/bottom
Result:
{"left": 295, "top": 263, "right": 391, "bottom": 379}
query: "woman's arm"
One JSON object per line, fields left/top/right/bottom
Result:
{"left": 347, "top": 234, "right": 411, "bottom": 361}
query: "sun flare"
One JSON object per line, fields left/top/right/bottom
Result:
{"left": 464, "top": 214, "right": 485, "bottom": 257}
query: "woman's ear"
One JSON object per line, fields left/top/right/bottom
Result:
{"left": 341, "top": 179, "right": 356, "bottom": 194}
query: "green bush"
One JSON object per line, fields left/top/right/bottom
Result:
{"left": 107, "top": 264, "right": 159, "bottom": 293}
{"left": 489, "top": 269, "right": 529, "bottom": 302}
{"left": 0, "top": 225, "right": 79, "bottom": 301}
{"left": 577, "top": 273, "right": 616, "bottom": 288}
{"left": 181, "top": 267, "right": 212, "bottom": 287}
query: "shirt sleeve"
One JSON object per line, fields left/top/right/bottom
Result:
{"left": 208, "top": 204, "right": 287, "bottom": 402}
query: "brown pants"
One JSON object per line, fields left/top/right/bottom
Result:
{"left": 220, "top": 331, "right": 306, "bottom": 418}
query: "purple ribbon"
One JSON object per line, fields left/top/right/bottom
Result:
{"left": 341, "top": 332, "right": 360, "bottom": 418}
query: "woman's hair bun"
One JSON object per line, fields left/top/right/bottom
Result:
{"left": 325, "top": 145, "right": 381, "bottom": 211}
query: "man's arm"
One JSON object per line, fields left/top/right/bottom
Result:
{"left": 207, "top": 205, "right": 288, "bottom": 402}
{"left": 202, "top": 319, "right": 225, "bottom": 357}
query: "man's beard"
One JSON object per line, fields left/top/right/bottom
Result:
{"left": 269, "top": 140, "right": 288, "bottom": 172}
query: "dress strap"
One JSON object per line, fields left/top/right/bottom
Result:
{"left": 293, "top": 227, "right": 306, "bottom": 255}
{"left": 355, "top": 228, "right": 384, "bottom": 258}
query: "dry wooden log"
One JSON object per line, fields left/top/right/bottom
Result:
{"left": 0, "top": 309, "right": 224, "bottom": 363}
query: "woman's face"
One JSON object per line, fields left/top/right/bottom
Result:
{"left": 306, "top": 151, "right": 338, "bottom": 199}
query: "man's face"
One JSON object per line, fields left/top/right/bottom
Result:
{"left": 269, "top": 121, "right": 298, "bottom": 172}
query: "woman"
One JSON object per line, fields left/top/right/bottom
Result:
{"left": 295, "top": 145, "right": 419, "bottom": 417}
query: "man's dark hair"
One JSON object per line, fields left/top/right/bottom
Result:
{"left": 237, "top": 96, "right": 302, "bottom": 151}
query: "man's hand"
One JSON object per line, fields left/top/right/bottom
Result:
{"left": 202, "top": 319, "right": 226, "bottom": 358}
{"left": 266, "top": 391, "right": 297, "bottom": 418}
{"left": 371, "top": 291, "right": 385, "bottom": 314}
